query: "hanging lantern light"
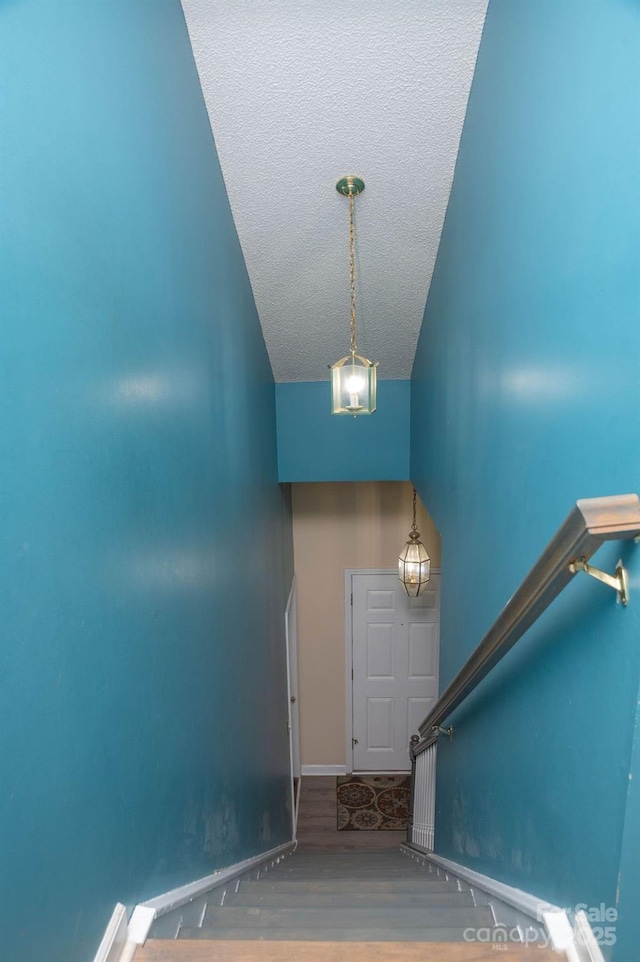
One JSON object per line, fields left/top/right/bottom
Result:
{"left": 399, "top": 488, "right": 431, "bottom": 597}
{"left": 330, "top": 176, "right": 378, "bottom": 415}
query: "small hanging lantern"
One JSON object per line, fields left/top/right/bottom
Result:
{"left": 330, "top": 176, "right": 378, "bottom": 415}
{"left": 399, "top": 488, "right": 431, "bottom": 597}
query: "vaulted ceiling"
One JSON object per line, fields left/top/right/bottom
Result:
{"left": 181, "top": 0, "right": 488, "bottom": 382}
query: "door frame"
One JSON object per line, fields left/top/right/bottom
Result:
{"left": 285, "top": 575, "right": 300, "bottom": 837}
{"left": 344, "top": 567, "right": 441, "bottom": 774}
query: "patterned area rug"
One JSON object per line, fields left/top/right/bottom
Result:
{"left": 337, "top": 775, "right": 411, "bottom": 831}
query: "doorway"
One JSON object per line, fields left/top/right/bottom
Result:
{"left": 345, "top": 568, "right": 440, "bottom": 773}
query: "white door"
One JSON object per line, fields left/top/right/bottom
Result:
{"left": 350, "top": 571, "right": 440, "bottom": 772}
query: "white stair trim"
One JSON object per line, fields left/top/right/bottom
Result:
{"left": 94, "top": 840, "right": 296, "bottom": 959}
{"left": 403, "top": 843, "right": 605, "bottom": 962}
{"left": 141, "top": 840, "right": 295, "bottom": 918}
{"left": 91, "top": 903, "right": 128, "bottom": 962}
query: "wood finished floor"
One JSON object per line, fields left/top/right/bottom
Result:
{"left": 295, "top": 776, "right": 402, "bottom": 851}
{"left": 137, "top": 940, "right": 561, "bottom": 961}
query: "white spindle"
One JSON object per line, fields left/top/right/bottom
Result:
{"left": 411, "top": 742, "right": 437, "bottom": 850}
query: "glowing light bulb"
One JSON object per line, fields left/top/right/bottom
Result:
{"left": 345, "top": 373, "right": 365, "bottom": 410}
{"left": 346, "top": 374, "right": 365, "bottom": 394}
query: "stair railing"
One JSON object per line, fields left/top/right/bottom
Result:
{"left": 408, "top": 493, "right": 640, "bottom": 849}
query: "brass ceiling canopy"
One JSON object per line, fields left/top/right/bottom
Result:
{"left": 336, "top": 176, "right": 365, "bottom": 197}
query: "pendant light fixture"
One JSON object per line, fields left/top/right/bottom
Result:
{"left": 330, "top": 176, "right": 378, "bottom": 415}
{"left": 399, "top": 488, "right": 431, "bottom": 597}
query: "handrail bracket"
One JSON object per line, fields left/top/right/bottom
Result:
{"left": 569, "top": 558, "right": 629, "bottom": 606}
{"left": 432, "top": 725, "right": 454, "bottom": 741}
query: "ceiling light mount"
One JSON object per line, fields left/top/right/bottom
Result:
{"left": 336, "top": 176, "right": 365, "bottom": 197}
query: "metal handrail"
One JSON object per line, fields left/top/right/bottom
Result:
{"left": 412, "top": 494, "right": 640, "bottom": 755}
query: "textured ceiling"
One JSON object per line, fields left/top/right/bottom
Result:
{"left": 181, "top": 0, "right": 488, "bottom": 381}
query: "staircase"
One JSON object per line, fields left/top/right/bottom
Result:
{"left": 136, "top": 848, "right": 560, "bottom": 961}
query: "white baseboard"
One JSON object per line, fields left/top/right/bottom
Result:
{"left": 301, "top": 764, "right": 347, "bottom": 775}
{"left": 92, "top": 903, "right": 128, "bottom": 962}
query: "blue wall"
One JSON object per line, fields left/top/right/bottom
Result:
{"left": 411, "top": 1, "right": 640, "bottom": 956}
{"left": 0, "top": 3, "right": 293, "bottom": 960}
{"left": 276, "top": 380, "right": 410, "bottom": 482}
{"left": 616, "top": 700, "right": 640, "bottom": 962}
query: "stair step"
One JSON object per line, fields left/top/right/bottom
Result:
{"left": 265, "top": 862, "right": 426, "bottom": 873}
{"left": 268, "top": 859, "right": 414, "bottom": 869}
{"left": 268, "top": 855, "right": 415, "bottom": 865}
{"left": 294, "top": 836, "right": 405, "bottom": 850}
{"left": 239, "top": 879, "right": 460, "bottom": 894}
{"left": 264, "top": 865, "right": 421, "bottom": 874}
{"left": 179, "top": 926, "right": 511, "bottom": 942}
{"left": 138, "top": 940, "right": 559, "bottom": 961}
{"left": 293, "top": 839, "right": 405, "bottom": 851}
{"left": 227, "top": 890, "right": 474, "bottom": 908}
{"left": 202, "top": 905, "right": 493, "bottom": 929}
{"left": 258, "top": 854, "right": 432, "bottom": 863}
{"left": 260, "top": 866, "right": 436, "bottom": 882}
{"left": 276, "top": 853, "right": 408, "bottom": 860}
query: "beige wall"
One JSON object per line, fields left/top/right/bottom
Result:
{"left": 292, "top": 481, "right": 441, "bottom": 766}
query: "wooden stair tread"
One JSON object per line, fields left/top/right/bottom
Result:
{"left": 228, "top": 890, "right": 474, "bottom": 907}
{"left": 136, "top": 940, "right": 561, "bottom": 961}
{"left": 294, "top": 836, "right": 401, "bottom": 850}
{"left": 180, "top": 927, "right": 499, "bottom": 941}
{"left": 239, "top": 879, "right": 459, "bottom": 893}
{"left": 274, "top": 852, "right": 407, "bottom": 859}
{"left": 266, "top": 868, "right": 426, "bottom": 872}
{"left": 258, "top": 853, "right": 422, "bottom": 861}
{"left": 270, "top": 858, "right": 422, "bottom": 866}
{"left": 260, "top": 866, "right": 430, "bottom": 882}
{"left": 202, "top": 906, "right": 492, "bottom": 927}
